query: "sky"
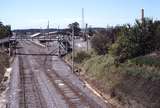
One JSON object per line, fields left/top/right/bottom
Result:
{"left": 0, "top": 0, "right": 160, "bottom": 30}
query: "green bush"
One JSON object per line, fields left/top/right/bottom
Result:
{"left": 73, "top": 51, "right": 91, "bottom": 63}
{"left": 83, "top": 55, "right": 115, "bottom": 79}
{"left": 90, "top": 29, "right": 116, "bottom": 55}
{"left": 128, "top": 56, "right": 160, "bottom": 67}
{"left": 0, "top": 51, "right": 9, "bottom": 83}
{"left": 109, "top": 18, "right": 160, "bottom": 62}
{"left": 121, "top": 63, "right": 160, "bottom": 81}
{"left": 0, "top": 22, "right": 12, "bottom": 39}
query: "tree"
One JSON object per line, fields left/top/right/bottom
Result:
{"left": 109, "top": 25, "right": 131, "bottom": 62}
{"left": 91, "top": 29, "right": 114, "bottom": 55}
{"left": 109, "top": 18, "right": 160, "bottom": 62}
{"left": 0, "top": 22, "right": 12, "bottom": 39}
{"left": 68, "top": 22, "right": 81, "bottom": 36}
{"left": 0, "top": 22, "right": 3, "bottom": 27}
{"left": 153, "top": 21, "right": 160, "bottom": 50}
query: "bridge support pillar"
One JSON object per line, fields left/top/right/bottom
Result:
{"left": 9, "top": 47, "right": 12, "bottom": 57}
{"left": 9, "top": 42, "right": 11, "bottom": 57}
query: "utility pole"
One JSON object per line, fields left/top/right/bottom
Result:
{"left": 65, "top": 36, "right": 68, "bottom": 54}
{"left": 82, "top": 8, "right": 85, "bottom": 40}
{"left": 85, "top": 23, "right": 88, "bottom": 51}
{"left": 40, "top": 27, "right": 42, "bottom": 40}
{"left": 58, "top": 25, "right": 61, "bottom": 57}
{"left": 47, "top": 20, "right": 50, "bottom": 36}
{"left": 72, "top": 25, "right": 75, "bottom": 73}
{"left": 8, "top": 36, "right": 11, "bottom": 56}
{"left": 47, "top": 20, "right": 50, "bottom": 49}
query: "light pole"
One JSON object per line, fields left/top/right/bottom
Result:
{"left": 72, "top": 25, "right": 75, "bottom": 73}
{"left": 8, "top": 35, "right": 11, "bottom": 56}
{"left": 58, "top": 25, "right": 61, "bottom": 57}
{"left": 85, "top": 23, "right": 88, "bottom": 51}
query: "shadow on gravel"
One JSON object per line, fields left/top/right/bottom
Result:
{"left": 15, "top": 53, "right": 57, "bottom": 56}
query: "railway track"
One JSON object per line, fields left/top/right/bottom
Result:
{"left": 31, "top": 52, "right": 91, "bottom": 108}
{"left": 17, "top": 41, "right": 68, "bottom": 108}
{"left": 27, "top": 39, "right": 92, "bottom": 108}
{"left": 26, "top": 40, "right": 108, "bottom": 108}
{"left": 44, "top": 57, "right": 91, "bottom": 108}
{"left": 14, "top": 41, "right": 110, "bottom": 108}
{"left": 18, "top": 50, "right": 47, "bottom": 108}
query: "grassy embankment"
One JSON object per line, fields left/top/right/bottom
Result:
{"left": 0, "top": 50, "right": 9, "bottom": 83}
{"left": 65, "top": 51, "right": 160, "bottom": 108}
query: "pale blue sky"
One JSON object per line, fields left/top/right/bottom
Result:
{"left": 0, "top": 0, "right": 160, "bottom": 29}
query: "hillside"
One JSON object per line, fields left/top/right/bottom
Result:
{"left": 65, "top": 51, "right": 160, "bottom": 108}
{"left": 0, "top": 50, "right": 9, "bottom": 83}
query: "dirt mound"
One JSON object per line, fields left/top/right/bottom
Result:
{"left": 113, "top": 74, "right": 160, "bottom": 108}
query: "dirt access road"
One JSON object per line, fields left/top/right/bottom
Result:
{"left": 7, "top": 40, "right": 111, "bottom": 108}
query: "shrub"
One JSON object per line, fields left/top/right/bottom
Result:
{"left": 0, "top": 22, "right": 12, "bottom": 39}
{"left": 90, "top": 29, "right": 115, "bottom": 55}
{"left": 73, "top": 51, "right": 91, "bottom": 63}
{"left": 83, "top": 55, "right": 115, "bottom": 79}
{"left": 128, "top": 55, "right": 160, "bottom": 67}
{"left": 0, "top": 51, "right": 9, "bottom": 83}
{"left": 109, "top": 18, "right": 160, "bottom": 62}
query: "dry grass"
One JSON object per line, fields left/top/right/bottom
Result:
{"left": 76, "top": 53, "right": 160, "bottom": 108}
{"left": 0, "top": 50, "right": 9, "bottom": 83}
{"left": 65, "top": 50, "right": 160, "bottom": 107}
